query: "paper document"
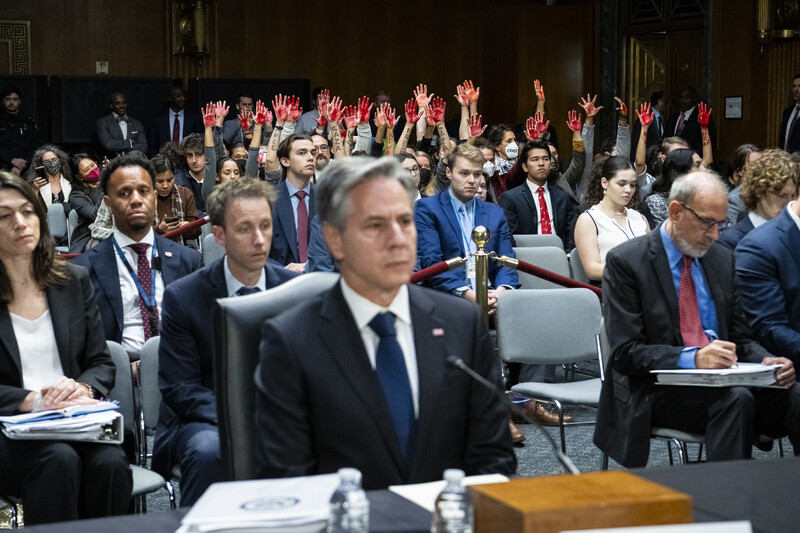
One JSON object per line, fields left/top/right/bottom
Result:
{"left": 177, "top": 473, "right": 341, "bottom": 532}
{"left": 651, "top": 363, "right": 784, "bottom": 388}
{"left": 1, "top": 410, "right": 123, "bottom": 443}
{"left": 389, "top": 473, "right": 509, "bottom": 512}
{"left": 0, "top": 400, "right": 119, "bottom": 424}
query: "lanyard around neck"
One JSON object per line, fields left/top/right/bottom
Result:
{"left": 111, "top": 235, "right": 158, "bottom": 308}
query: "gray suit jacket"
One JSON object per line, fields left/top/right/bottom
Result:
{"left": 96, "top": 113, "right": 148, "bottom": 155}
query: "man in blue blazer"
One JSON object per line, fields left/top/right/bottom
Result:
{"left": 269, "top": 134, "right": 316, "bottom": 273}
{"left": 146, "top": 87, "right": 203, "bottom": 156}
{"left": 153, "top": 179, "right": 297, "bottom": 506}
{"left": 500, "top": 140, "right": 575, "bottom": 250}
{"left": 74, "top": 156, "right": 200, "bottom": 359}
{"left": 415, "top": 144, "right": 519, "bottom": 312}
{"left": 735, "top": 191, "right": 800, "bottom": 363}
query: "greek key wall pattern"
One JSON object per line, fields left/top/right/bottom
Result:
{"left": 0, "top": 21, "right": 31, "bottom": 74}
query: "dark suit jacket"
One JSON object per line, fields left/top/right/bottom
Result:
{"left": 735, "top": 208, "right": 800, "bottom": 363}
{"left": 663, "top": 106, "right": 716, "bottom": 156}
{"left": 269, "top": 180, "right": 315, "bottom": 266}
{"left": 255, "top": 282, "right": 516, "bottom": 489}
{"left": 0, "top": 265, "right": 114, "bottom": 415}
{"left": 594, "top": 230, "right": 770, "bottom": 467}
{"left": 95, "top": 113, "right": 148, "bottom": 155}
{"left": 717, "top": 215, "right": 754, "bottom": 251}
{"left": 499, "top": 181, "right": 574, "bottom": 250}
{"left": 152, "top": 258, "right": 297, "bottom": 476}
{"left": 415, "top": 191, "right": 519, "bottom": 294}
{"left": 779, "top": 104, "right": 800, "bottom": 153}
{"left": 146, "top": 108, "right": 203, "bottom": 156}
{"left": 73, "top": 234, "right": 201, "bottom": 345}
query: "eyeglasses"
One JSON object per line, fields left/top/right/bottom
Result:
{"left": 406, "top": 166, "right": 420, "bottom": 175}
{"left": 680, "top": 203, "right": 730, "bottom": 231}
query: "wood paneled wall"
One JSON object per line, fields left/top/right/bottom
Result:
{"left": 6, "top": 0, "right": 596, "bottom": 137}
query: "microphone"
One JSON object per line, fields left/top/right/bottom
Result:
{"left": 446, "top": 355, "right": 580, "bottom": 475}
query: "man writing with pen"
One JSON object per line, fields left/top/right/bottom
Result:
{"left": 594, "top": 171, "right": 800, "bottom": 468}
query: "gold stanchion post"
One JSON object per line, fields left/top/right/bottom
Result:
{"left": 472, "top": 225, "right": 490, "bottom": 317}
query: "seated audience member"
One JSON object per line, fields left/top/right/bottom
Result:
{"left": 486, "top": 124, "right": 520, "bottom": 200}
{"left": 726, "top": 143, "right": 762, "bottom": 224}
{"left": 574, "top": 156, "right": 650, "bottom": 284}
{"left": 198, "top": 102, "right": 243, "bottom": 205}
{"left": 74, "top": 155, "right": 200, "bottom": 359}
{"left": 255, "top": 156, "right": 516, "bottom": 488}
{"left": 174, "top": 133, "right": 208, "bottom": 216}
{"left": 476, "top": 171, "right": 495, "bottom": 204}
{"left": 415, "top": 143, "right": 519, "bottom": 313}
{"left": 68, "top": 154, "right": 104, "bottom": 253}
{"left": 639, "top": 136, "right": 691, "bottom": 197}
{"left": 0, "top": 172, "right": 132, "bottom": 525}
{"left": 151, "top": 154, "right": 201, "bottom": 244}
{"left": 500, "top": 140, "right": 574, "bottom": 250}
{"left": 96, "top": 92, "right": 148, "bottom": 156}
{"left": 646, "top": 148, "right": 700, "bottom": 227}
{"left": 396, "top": 153, "right": 422, "bottom": 202}
{"left": 147, "top": 86, "right": 202, "bottom": 156}
{"left": 26, "top": 145, "right": 74, "bottom": 211}
{"left": 270, "top": 134, "right": 317, "bottom": 272}
{"left": 154, "top": 178, "right": 297, "bottom": 506}
{"left": 229, "top": 142, "right": 248, "bottom": 163}
{"left": 735, "top": 168, "right": 800, "bottom": 363}
{"left": 719, "top": 149, "right": 797, "bottom": 250}
{"left": 0, "top": 85, "right": 39, "bottom": 176}
{"left": 595, "top": 171, "right": 799, "bottom": 467}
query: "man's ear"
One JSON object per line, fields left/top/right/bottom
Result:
{"left": 323, "top": 222, "right": 344, "bottom": 261}
{"left": 667, "top": 200, "right": 683, "bottom": 221}
{"left": 211, "top": 224, "right": 227, "bottom": 249}
{"left": 445, "top": 166, "right": 452, "bottom": 180}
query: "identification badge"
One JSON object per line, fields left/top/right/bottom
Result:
{"left": 466, "top": 257, "right": 476, "bottom": 279}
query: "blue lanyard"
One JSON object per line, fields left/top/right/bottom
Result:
{"left": 111, "top": 236, "right": 158, "bottom": 308}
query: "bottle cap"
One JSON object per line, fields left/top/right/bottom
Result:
{"left": 443, "top": 469, "right": 465, "bottom": 483}
{"left": 337, "top": 467, "right": 362, "bottom": 484}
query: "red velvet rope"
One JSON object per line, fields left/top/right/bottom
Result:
{"left": 513, "top": 258, "right": 602, "bottom": 299}
{"left": 410, "top": 261, "right": 452, "bottom": 284}
{"left": 162, "top": 215, "right": 209, "bottom": 240}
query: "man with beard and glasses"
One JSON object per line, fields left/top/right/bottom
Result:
{"left": 594, "top": 171, "right": 800, "bottom": 467}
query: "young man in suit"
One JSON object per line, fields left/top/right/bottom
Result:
{"left": 74, "top": 155, "right": 201, "bottom": 360}
{"left": 269, "top": 134, "right": 316, "bottom": 273}
{"left": 147, "top": 87, "right": 202, "bottom": 156}
{"left": 255, "top": 156, "right": 516, "bottom": 489}
{"left": 153, "top": 178, "right": 297, "bottom": 506}
{"left": 595, "top": 171, "right": 799, "bottom": 467}
{"left": 778, "top": 74, "right": 800, "bottom": 154}
{"left": 95, "top": 92, "right": 148, "bottom": 157}
{"left": 735, "top": 174, "right": 800, "bottom": 365}
{"left": 500, "top": 140, "right": 575, "bottom": 250}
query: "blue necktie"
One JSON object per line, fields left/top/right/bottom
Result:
{"left": 236, "top": 286, "right": 261, "bottom": 296}
{"left": 369, "top": 312, "right": 415, "bottom": 464}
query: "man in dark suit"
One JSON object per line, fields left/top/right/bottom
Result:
{"left": 663, "top": 87, "right": 716, "bottom": 157}
{"left": 269, "top": 134, "right": 316, "bottom": 273}
{"left": 500, "top": 140, "right": 574, "bottom": 250}
{"left": 735, "top": 180, "right": 800, "bottom": 364}
{"left": 74, "top": 155, "right": 200, "bottom": 360}
{"left": 778, "top": 74, "right": 800, "bottom": 154}
{"left": 594, "top": 171, "right": 799, "bottom": 468}
{"left": 255, "top": 156, "right": 515, "bottom": 489}
{"left": 153, "top": 179, "right": 297, "bottom": 506}
{"left": 95, "top": 92, "right": 148, "bottom": 157}
{"left": 415, "top": 143, "right": 519, "bottom": 313}
{"left": 147, "top": 87, "right": 202, "bottom": 156}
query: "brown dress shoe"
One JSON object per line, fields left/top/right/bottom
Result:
{"left": 512, "top": 401, "right": 574, "bottom": 426}
{"left": 509, "top": 419, "right": 526, "bottom": 445}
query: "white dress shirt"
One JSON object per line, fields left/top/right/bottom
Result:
{"left": 13, "top": 310, "right": 63, "bottom": 392}
{"left": 787, "top": 201, "right": 800, "bottom": 233}
{"left": 113, "top": 112, "right": 128, "bottom": 139}
{"left": 339, "top": 278, "right": 419, "bottom": 417}
{"left": 112, "top": 228, "right": 165, "bottom": 356}
{"left": 674, "top": 107, "right": 694, "bottom": 134}
{"left": 525, "top": 179, "right": 554, "bottom": 234}
{"left": 223, "top": 256, "right": 266, "bottom": 297}
{"left": 748, "top": 211, "right": 768, "bottom": 228}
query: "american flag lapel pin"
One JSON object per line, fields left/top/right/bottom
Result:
{"left": 432, "top": 328, "right": 445, "bottom": 337}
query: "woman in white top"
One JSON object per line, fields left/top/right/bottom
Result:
{"left": 0, "top": 172, "right": 131, "bottom": 524}
{"left": 574, "top": 155, "right": 650, "bottom": 283}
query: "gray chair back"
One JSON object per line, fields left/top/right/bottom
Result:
{"left": 598, "top": 317, "right": 611, "bottom": 382}
{"left": 67, "top": 208, "right": 80, "bottom": 246}
{"left": 106, "top": 340, "right": 137, "bottom": 450}
{"left": 513, "top": 234, "right": 564, "bottom": 249}
{"left": 569, "top": 247, "right": 591, "bottom": 284}
{"left": 214, "top": 272, "right": 339, "bottom": 481}
{"left": 138, "top": 337, "right": 161, "bottom": 434}
{"left": 496, "top": 288, "right": 602, "bottom": 365}
{"left": 202, "top": 233, "right": 225, "bottom": 266}
{"left": 47, "top": 202, "right": 68, "bottom": 243}
{"left": 512, "top": 246, "right": 570, "bottom": 289}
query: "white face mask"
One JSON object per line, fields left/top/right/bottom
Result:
{"left": 483, "top": 161, "right": 496, "bottom": 176}
{"left": 505, "top": 142, "right": 519, "bottom": 159}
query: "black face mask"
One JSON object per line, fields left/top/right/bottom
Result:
{"left": 418, "top": 168, "right": 431, "bottom": 188}
{"left": 43, "top": 159, "right": 62, "bottom": 176}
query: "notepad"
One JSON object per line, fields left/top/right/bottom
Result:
{"left": 651, "top": 363, "right": 784, "bottom": 388}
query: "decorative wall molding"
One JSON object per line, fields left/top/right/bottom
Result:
{"left": 0, "top": 20, "right": 31, "bottom": 74}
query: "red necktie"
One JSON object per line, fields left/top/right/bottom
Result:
{"left": 537, "top": 186, "right": 552, "bottom": 234}
{"left": 171, "top": 113, "right": 181, "bottom": 144}
{"left": 678, "top": 255, "right": 708, "bottom": 348}
{"left": 130, "top": 243, "right": 159, "bottom": 340}
{"left": 295, "top": 190, "right": 308, "bottom": 263}
{"left": 675, "top": 113, "right": 686, "bottom": 136}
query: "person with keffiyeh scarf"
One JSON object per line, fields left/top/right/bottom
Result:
{"left": 151, "top": 154, "right": 200, "bottom": 244}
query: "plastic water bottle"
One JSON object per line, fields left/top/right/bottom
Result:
{"left": 431, "top": 469, "right": 474, "bottom": 533}
{"left": 328, "top": 467, "right": 369, "bottom": 533}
